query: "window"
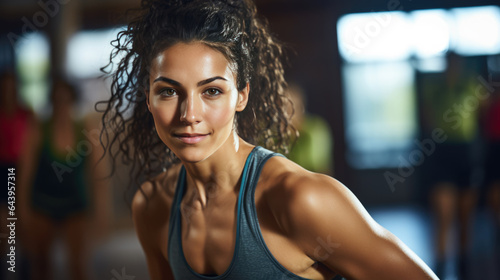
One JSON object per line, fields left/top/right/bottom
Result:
{"left": 342, "top": 62, "right": 416, "bottom": 168}
{"left": 337, "top": 6, "right": 500, "bottom": 169}
{"left": 66, "top": 27, "right": 125, "bottom": 79}
{"left": 451, "top": 6, "right": 500, "bottom": 56}
{"left": 14, "top": 32, "right": 50, "bottom": 114}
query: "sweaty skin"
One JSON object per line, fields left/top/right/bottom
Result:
{"left": 133, "top": 42, "right": 438, "bottom": 280}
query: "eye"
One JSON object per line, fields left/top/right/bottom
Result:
{"left": 204, "top": 88, "right": 222, "bottom": 96}
{"left": 159, "top": 88, "right": 177, "bottom": 97}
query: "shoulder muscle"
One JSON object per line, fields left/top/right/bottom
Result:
{"left": 262, "top": 158, "right": 437, "bottom": 279}
{"left": 132, "top": 168, "right": 180, "bottom": 280}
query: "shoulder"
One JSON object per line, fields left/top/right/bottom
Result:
{"left": 259, "top": 157, "right": 377, "bottom": 273}
{"left": 132, "top": 164, "right": 181, "bottom": 214}
{"left": 260, "top": 157, "right": 438, "bottom": 279}
{"left": 132, "top": 164, "right": 182, "bottom": 262}
{"left": 260, "top": 155, "right": 378, "bottom": 238}
{"left": 132, "top": 164, "right": 181, "bottom": 230}
{"left": 132, "top": 164, "right": 182, "bottom": 273}
{"left": 261, "top": 156, "right": 350, "bottom": 208}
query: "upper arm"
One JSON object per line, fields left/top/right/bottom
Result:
{"left": 277, "top": 175, "right": 437, "bottom": 280}
{"left": 132, "top": 183, "right": 174, "bottom": 280}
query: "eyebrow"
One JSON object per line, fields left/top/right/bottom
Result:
{"left": 153, "top": 76, "right": 228, "bottom": 87}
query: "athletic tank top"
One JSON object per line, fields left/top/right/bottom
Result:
{"left": 31, "top": 120, "right": 89, "bottom": 220}
{"left": 168, "top": 146, "right": 311, "bottom": 279}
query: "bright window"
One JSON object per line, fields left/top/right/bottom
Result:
{"left": 337, "top": 12, "right": 412, "bottom": 63}
{"left": 65, "top": 27, "right": 125, "bottom": 79}
{"left": 410, "top": 9, "right": 450, "bottom": 58}
{"left": 14, "top": 32, "right": 50, "bottom": 114}
{"left": 337, "top": 6, "right": 500, "bottom": 169}
{"left": 342, "top": 62, "right": 417, "bottom": 168}
{"left": 451, "top": 6, "right": 500, "bottom": 56}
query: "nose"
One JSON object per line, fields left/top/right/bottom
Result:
{"left": 179, "top": 93, "right": 202, "bottom": 125}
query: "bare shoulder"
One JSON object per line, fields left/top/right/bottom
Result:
{"left": 132, "top": 163, "right": 182, "bottom": 229}
{"left": 261, "top": 156, "right": 353, "bottom": 209}
{"left": 132, "top": 164, "right": 180, "bottom": 278}
{"left": 260, "top": 156, "right": 375, "bottom": 235}
{"left": 261, "top": 157, "right": 438, "bottom": 279}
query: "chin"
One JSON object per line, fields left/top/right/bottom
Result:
{"left": 164, "top": 133, "right": 231, "bottom": 164}
{"left": 171, "top": 146, "right": 212, "bottom": 164}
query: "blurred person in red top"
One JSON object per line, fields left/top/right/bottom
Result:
{"left": 0, "top": 70, "right": 34, "bottom": 279}
{"left": 0, "top": 70, "right": 33, "bottom": 170}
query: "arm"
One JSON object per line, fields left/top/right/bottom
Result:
{"left": 132, "top": 182, "right": 174, "bottom": 280}
{"left": 278, "top": 174, "right": 438, "bottom": 280}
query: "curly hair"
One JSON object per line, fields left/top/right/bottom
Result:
{"left": 99, "top": 0, "right": 296, "bottom": 184}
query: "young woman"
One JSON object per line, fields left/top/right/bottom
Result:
{"left": 100, "top": 0, "right": 438, "bottom": 279}
{"left": 0, "top": 71, "right": 33, "bottom": 279}
{"left": 18, "top": 79, "right": 109, "bottom": 280}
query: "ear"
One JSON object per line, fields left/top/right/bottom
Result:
{"left": 145, "top": 90, "right": 152, "bottom": 112}
{"left": 236, "top": 83, "right": 249, "bottom": 112}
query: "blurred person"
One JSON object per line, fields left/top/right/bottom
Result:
{"left": 17, "top": 78, "right": 110, "bottom": 280}
{"left": 286, "top": 83, "right": 334, "bottom": 175}
{"left": 480, "top": 87, "right": 500, "bottom": 253}
{"left": 99, "top": 0, "right": 437, "bottom": 279}
{"left": 0, "top": 70, "right": 34, "bottom": 279}
{"left": 419, "top": 53, "right": 482, "bottom": 280}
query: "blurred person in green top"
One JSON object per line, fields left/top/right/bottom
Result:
{"left": 419, "top": 53, "right": 483, "bottom": 280}
{"left": 18, "top": 78, "right": 110, "bottom": 280}
{"left": 286, "top": 83, "right": 334, "bottom": 175}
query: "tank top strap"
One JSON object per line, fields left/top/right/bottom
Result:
{"left": 168, "top": 165, "right": 186, "bottom": 261}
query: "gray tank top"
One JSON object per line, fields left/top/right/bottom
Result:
{"left": 167, "top": 146, "right": 311, "bottom": 279}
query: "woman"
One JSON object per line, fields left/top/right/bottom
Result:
{"left": 18, "top": 79, "right": 109, "bottom": 280}
{"left": 0, "top": 70, "right": 33, "bottom": 279}
{"left": 100, "top": 0, "right": 438, "bottom": 279}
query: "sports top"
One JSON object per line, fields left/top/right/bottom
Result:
{"left": 168, "top": 146, "right": 311, "bottom": 279}
{"left": 31, "top": 120, "right": 89, "bottom": 221}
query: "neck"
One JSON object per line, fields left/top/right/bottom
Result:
{"left": 182, "top": 132, "right": 254, "bottom": 208}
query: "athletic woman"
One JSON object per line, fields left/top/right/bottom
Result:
{"left": 100, "top": 0, "right": 438, "bottom": 279}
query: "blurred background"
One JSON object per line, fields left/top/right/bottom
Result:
{"left": 1, "top": 0, "right": 500, "bottom": 279}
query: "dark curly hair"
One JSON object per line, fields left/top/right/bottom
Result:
{"left": 99, "top": 0, "right": 295, "bottom": 184}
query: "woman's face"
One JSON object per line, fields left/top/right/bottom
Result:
{"left": 147, "top": 42, "right": 248, "bottom": 163}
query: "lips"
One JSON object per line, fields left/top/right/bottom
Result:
{"left": 173, "top": 133, "right": 209, "bottom": 144}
